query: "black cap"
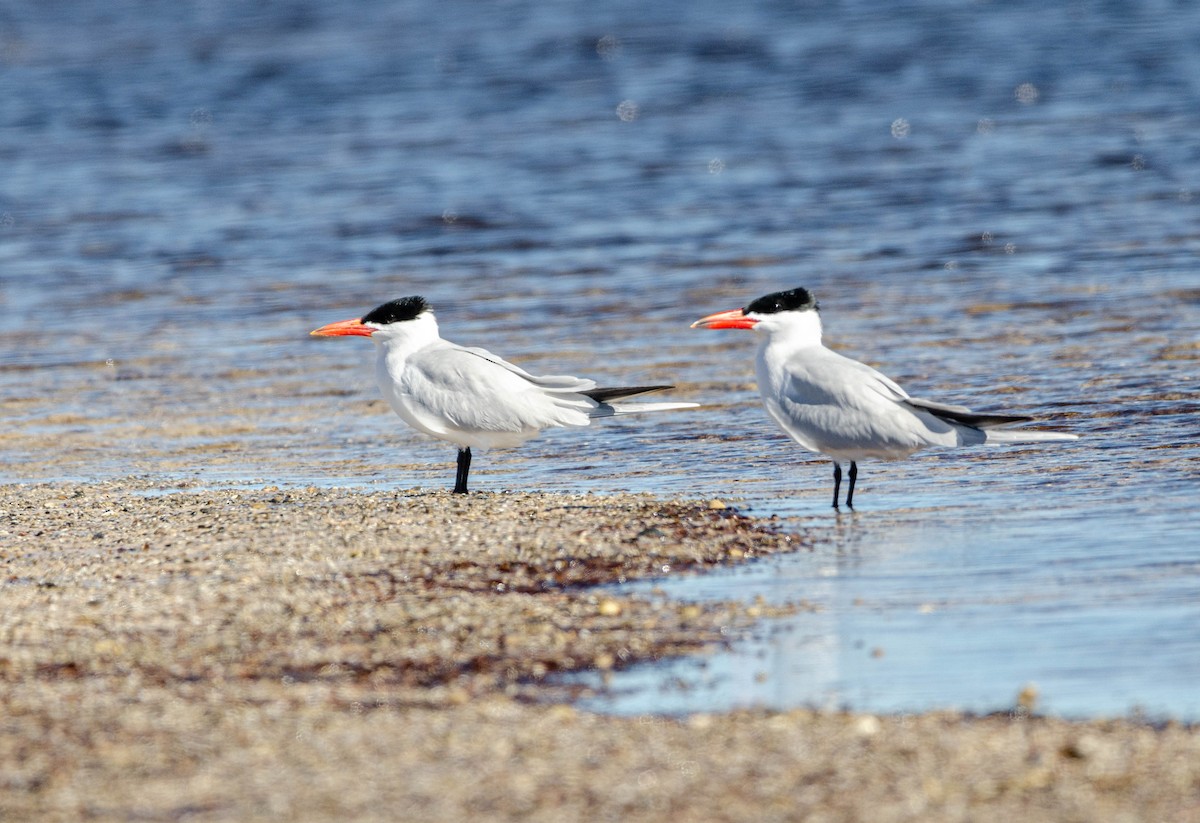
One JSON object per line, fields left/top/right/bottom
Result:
{"left": 745, "top": 288, "right": 818, "bottom": 315}
{"left": 362, "top": 296, "right": 431, "bottom": 325}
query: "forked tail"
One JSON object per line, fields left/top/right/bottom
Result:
{"left": 981, "top": 428, "right": 1079, "bottom": 444}
{"left": 903, "top": 397, "right": 1078, "bottom": 444}
{"left": 584, "top": 385, "right": 698, "bottom": 418}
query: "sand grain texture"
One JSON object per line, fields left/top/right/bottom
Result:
{"left": 1, "top": 483, "right": 1198, "bottom": 822}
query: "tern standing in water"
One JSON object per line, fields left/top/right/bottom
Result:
{"left": 692, "top": 287, "right": 1077, "bottom": 508}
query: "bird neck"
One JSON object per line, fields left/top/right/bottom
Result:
{"left": 760, "top": 310, "right": 824, "bottom": 352}
{"left": 372, "top": 313, "right": 442, "bottom": 362}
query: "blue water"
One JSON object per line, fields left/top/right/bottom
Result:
{"left": 2, "top": 0, "right": 1198, "bottom": 719}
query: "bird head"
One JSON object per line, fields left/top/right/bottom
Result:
{"left": 310, "top": 296, "right": 436, "bottom": 341}
{"left": 691, "top": 287, "right": 820, "bottom": 336}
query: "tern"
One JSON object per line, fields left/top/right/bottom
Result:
{"left": 692, "top": 287, "right": 1078, "bottom": 509}
{"left": 311, "top": 296, "right": 696, "bottom": 493}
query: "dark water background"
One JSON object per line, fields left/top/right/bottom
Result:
{"left": 2, "top": 0, "right": 1198, "bottom": 718}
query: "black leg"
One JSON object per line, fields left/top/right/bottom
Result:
{"left": 453, "top": 447, "right": 471, "bottom": 494}
{"left": 847, "top": 461, "right": 858, "bottom": 509}
{"left": 832, "top": 462, "right": 842, "bottom": 509}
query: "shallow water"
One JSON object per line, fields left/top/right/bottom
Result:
{"left": 2, "top": 0, "right": 1198, "bottom": 718}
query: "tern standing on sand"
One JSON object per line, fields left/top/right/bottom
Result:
{"left": 312, "top": 296, "right": 696, "bottom": 493}
{"left": 692, "top": 287, "right": 1077, "bottom": 508}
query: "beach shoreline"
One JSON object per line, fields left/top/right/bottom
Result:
{"left": 1, "top": 481, "right": 1196, "bottom": 821}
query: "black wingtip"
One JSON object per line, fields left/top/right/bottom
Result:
{"left": 582, "top": 385, "right": 673, "bottom": 403}
{"left": 916, "top": 405, "right": 1034, "bottom": 429}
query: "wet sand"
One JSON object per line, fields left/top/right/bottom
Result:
{"left": 2, "top": 482, "right": 1197, "bottom": 822}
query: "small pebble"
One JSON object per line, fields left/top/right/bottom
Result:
{"left": 854, "top": 715, "right": 882, "bottom": 737}
{"left": 1017, "top": 683, "right": 1039, "bottom": 712}
{"left": 597, "top": 599, "right": 623, "bottom": 617}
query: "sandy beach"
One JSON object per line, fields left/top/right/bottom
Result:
{"left": 2, "top": 481, "right": 1197, "bottom": 822}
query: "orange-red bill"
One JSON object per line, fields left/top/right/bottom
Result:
{"left": 690, "top": 308, "right": 758, "bottom": 330}
{"left": 310, "top": 317, "right": 375, "bottom": 337}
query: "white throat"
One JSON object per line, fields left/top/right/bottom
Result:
{"left": 754, "top": 309, "right": 824, "bottom": 350}
{"left": 371, "top": 311, "right": 442, "bottom": 360}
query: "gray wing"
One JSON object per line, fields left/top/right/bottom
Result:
{"left": 768, "top": 348, "right": 969, "bottom": 457}
{"left": 397, "top": 344, "right": 595, "bottom": 438}
{"left": 779, "top": 348, "right": 910, "bottom": 409}
{"left": 457, "top": 346, "right": 597, "bottom": 393}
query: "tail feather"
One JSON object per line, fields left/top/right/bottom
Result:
{"left": 588, "top": 400, "right": 699, "bottom": 418}
{"left": 905, "top": 397, "right": 1078, "bottom": 443}
{"left": 583, "top": 385, "right": 698, "bottom": 418}
{"left": 982, "top": 428, "right": 1079, "bottom": 444}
